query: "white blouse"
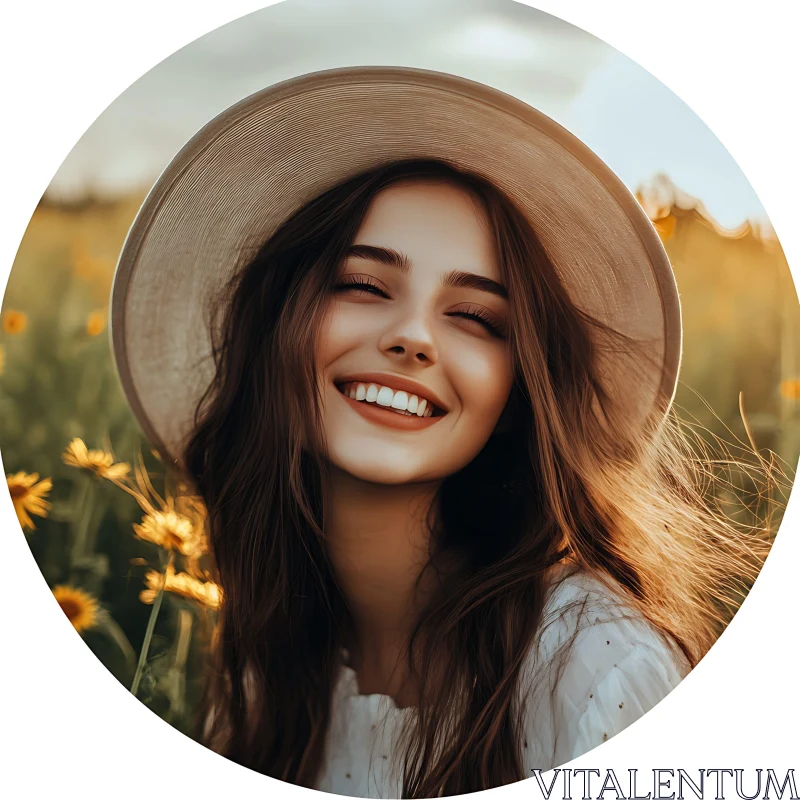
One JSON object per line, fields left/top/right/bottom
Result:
{"left": 315, "top": 565, "right": 691, "bottom": 797}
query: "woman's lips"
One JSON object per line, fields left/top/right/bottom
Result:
{"left": 335, "top": 385, "right": 445, "bottom": 431}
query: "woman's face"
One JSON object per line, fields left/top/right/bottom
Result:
{"left": 315, "top": 179, "right": 514, "bottom": 484}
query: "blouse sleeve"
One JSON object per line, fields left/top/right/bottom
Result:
{"left": 518, "top": 577, "right": 691, "bottom": 771}
{"left": 566, "top": 639, "right": 686, "bottom": 761}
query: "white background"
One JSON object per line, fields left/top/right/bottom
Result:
{"left": 35, "top": 0, "right": 770, "bottom": 232}
{"left": 0, "top": 0, "right": 798, "bottom": 797}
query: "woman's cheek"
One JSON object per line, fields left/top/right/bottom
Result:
{"left": 452, "top": 349, "right": 513, "bottom": 425}
{"left": 316, "top": 305, "right": 358, "bottom": 369}
{"left": 326, "top": 304, "right": 378, "bottom": 353}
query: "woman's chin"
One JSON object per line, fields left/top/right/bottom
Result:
{"left": 327, "top": 454, "right": 437, "bottom": 487}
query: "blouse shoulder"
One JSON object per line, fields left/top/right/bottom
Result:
{"left": 517, "top": 564, "right": 690, "bottom": 770}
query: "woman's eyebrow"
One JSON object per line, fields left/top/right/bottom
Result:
{"left": 345, "top": 244, "right": 508, "bottom": 300}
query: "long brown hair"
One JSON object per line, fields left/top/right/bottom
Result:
{"left": 182, "top": 158, "right": 784, "bottom": 795}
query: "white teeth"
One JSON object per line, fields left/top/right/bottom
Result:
{"left": 376, "top": 386, "right": 394, "bottom": 407}
{"left": 341, "top": 381, "right": 440, "bottom": 418}
{"left": 391, "top": 391, "right": 409, "bottom": 411}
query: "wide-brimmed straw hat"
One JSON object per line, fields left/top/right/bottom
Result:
{"left": 110, "top": 66, "right": 682, "bottom": 469}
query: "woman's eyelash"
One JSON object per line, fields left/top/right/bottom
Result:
{"left": 450, "top": 307, "right": 506, "bottom": 339}
{"left": 334, "top": 277, "right": 388, "bottom": 297}
{"left": 334, "top": 278, "right": 506, "bottom": 338}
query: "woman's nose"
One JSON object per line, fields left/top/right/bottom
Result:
{"left": 378, "top": 314, "right": 439, "bottom": 366}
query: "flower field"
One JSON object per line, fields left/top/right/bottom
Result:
{"left": 1, "top": 175, "right": 797, "bottom": 738}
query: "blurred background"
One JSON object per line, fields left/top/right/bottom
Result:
{"left": 0, "top": 0, "right": 797, "bottom": 738}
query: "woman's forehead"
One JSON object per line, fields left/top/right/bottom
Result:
{"left": 352, "top": 181, "right": 501, "bottom": 281}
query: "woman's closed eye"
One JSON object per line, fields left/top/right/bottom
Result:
{"left": 334, "top": 274, "right": 388, "bottom": 298}
{"left": 334, "top": 276, "right": 507, "bottom": 339}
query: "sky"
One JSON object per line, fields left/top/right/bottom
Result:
{"left": 46, "top": 0, "right": 769, "bottom": 231}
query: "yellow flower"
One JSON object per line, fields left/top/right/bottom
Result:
{"left": 133, "top": 508, "right": 206, "bottom": 558}
{"left": 86, "top": 310, "right": 106, "bottom": 337}
{"left": 780, "top": 379, "right": 800, "bottom": 401}
{"left": 52, "top": 585, "right": 100, "bottom": 633}
{"left": 140, "top": 563, "right": 222, "bottom": 609}
{"left": 6, "top": 471, "right": 52, "bottom": 530}
{"left": 62, "top": 437, "right": 130, "bottom": 481}
{"left": 2, "top": 310, "right": 27, "bottom": 335}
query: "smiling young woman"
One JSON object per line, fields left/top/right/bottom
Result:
{"left": 110, "top": 68, "right": 781, "bottom": 798}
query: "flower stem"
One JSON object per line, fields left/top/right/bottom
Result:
{"left": 97, "top": 611, "right": 137, "bottom": 677}
{"left": 130, "top": 551, "right": 174, "bottom": 698}
{"left": 166, "top": 609, "right": 193, "bottom": 721}
{"left": 70, "top": 477, "right": 92, "bottom": 565}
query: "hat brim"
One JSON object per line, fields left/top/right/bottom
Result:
{"left": 110, "top": 66, "right": 682, "bottom": 468}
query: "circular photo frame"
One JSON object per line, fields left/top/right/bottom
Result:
{"left": 1, "top": 2, "right": 797, "bottom": 797}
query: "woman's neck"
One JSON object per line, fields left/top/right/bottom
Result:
{"left": 323, "top": 464, "right": 444, "bottom": 701}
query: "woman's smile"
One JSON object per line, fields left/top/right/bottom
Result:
{"left": 335, "top": 378, "right": 447, "bottom": 431}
